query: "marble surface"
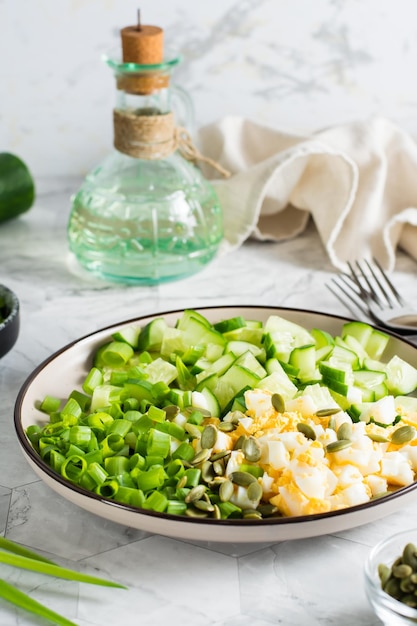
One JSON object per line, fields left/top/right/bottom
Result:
{"left": 4, "top": 0, "right": 417, "bottom": 178}
{"left": 0, "top": 178, "right": 416, "bottom": 625}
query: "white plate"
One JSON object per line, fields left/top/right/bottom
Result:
{"left": 14, "top": 306, "right": 417, "bottom": 543}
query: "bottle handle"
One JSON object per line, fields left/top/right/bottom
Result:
{"left": 171, "top": 84, "right": 195, "bottom": 136}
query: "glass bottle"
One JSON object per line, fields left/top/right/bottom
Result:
{"left": 67, "top": 38, "right": 223, "bottom": 285}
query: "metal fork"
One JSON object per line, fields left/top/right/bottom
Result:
{"left": 327, "top": 257, "right": 417, "bottom": 334}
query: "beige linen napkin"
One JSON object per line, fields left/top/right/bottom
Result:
{"left": 198, "top": 116, "right": 417, "bottom": 271}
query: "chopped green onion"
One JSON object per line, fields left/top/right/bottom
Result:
{"left": 69, "top": 389, "right": 91, "bottom": 411}
{"left": 82, "top": 366, "right": 103, "bottom": 394}
{"left": 87, "top": 461, "right": 108, "bottom": 485}
{"left": 108, "top": 419, "right": 132, "bottom": 437}
{"left": 184, "top": 468, "right": 201, "bottom": 487}
{"left": 88, "top": 411, "right": 113, "bottom": 432}
{"left": 148, "top": 404, "right": 166, "bottom": 423}
{"left": 96, "top": 479, "right": 119, "bottom": 498}
{"left": 135, "top": 466, "right": 166, "bottom": 492}
{"left": 142, "top": 491, "right": 168, "bottom": 512}
{"left": 146, "top": 429, "right": 171, "bottom": 458}
{"left": 39, "top": 395, "right": 61, "bottom": 414}
{"left": 101, "top": 341, "right": 134, "bottom": 366}
{"left": 104, "top": 455, "right": 130, "bottom": 475}
{"left": 61, "top": 397, "right": 82, "bottom": 419}
{"left": 61, "top": 455, "right": 87, "bottom": 482}
{"left": 172, "top": 442, "right": 195, "bottom": 462}
{"left": 69, "top": 425, "right": 92, "bottom": 448}
{"left": 166, "top": 500, "right": 188, "bottom": 515}
{"left": 100, "top": 433, "right": 125, "bottom": 457}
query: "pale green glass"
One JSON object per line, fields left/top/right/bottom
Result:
{"left": 67, "top": 52, "right": 223, "bottom": 285}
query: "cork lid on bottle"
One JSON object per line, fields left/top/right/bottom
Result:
{"left": 118, "top": 11, "right": 168, "bottom": 95}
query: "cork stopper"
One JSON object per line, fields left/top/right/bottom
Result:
{"left": 121, "top": 24, "right": 164, "bottom": 65}
{"left": 118, "top": 11, "right": 167, "bottom": 95}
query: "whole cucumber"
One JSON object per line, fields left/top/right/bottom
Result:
{"left": 0, "top": 152, "right": 35, "bottom": 223}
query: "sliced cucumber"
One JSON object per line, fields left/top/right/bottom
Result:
{"left": 225, "top": 340, "right": 265, "bottom": 362}
{"left": 213, "top": 316, "right": 246, "bottom": 333}
{"left": 195, "top": 352, "right": 237, "bottom": 385}
{"left": 342, "top": 321, "right": 374, "bottom": 346}
{"left": 311, "top": 327, "right": 335, "bottom": 349}
{"left": 366, "top": 329, "right": 390, "bottom": 360}
{"left": 176, "top": 309, "right": 211, "bottom": 330}
{"left": 138, "top": 318, "right": 168, "bottom": 351}
{"left": 91, "top": 309, "right": 417, "bottom": 423}
{"left": 112, "top": 326, "right": 141, "bottom": 349}
{"left": 385, "top": 355, "right": 417, "bottom": 395}
{"left": 289, "top": 344, "right": 316, "bottom": 382}
{"left": 352, "top": 369, "right": 387, "bottom": 389}
{"left": 234, "top": 351, "right": 267, "bottom": 379}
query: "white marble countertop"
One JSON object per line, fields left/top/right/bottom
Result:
{"left": 1, "top": 178, "right": 417, "bottom": 626}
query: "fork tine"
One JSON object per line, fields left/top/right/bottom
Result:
{"left": 356, "top": 259, "right": 382, "bottom": 306}
{"left": 352, "top": 260, "right": 384, "bottom": 306}
{"left": 326, "top": 277, "right": 370, "bottom": 319}
{"left": 371, "top": 257, "right": 405, "bottom": 306}
{"left": 346, "top": 261, "right": 374, "bottom": 301}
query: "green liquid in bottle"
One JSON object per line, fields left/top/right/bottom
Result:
{"left": 67, "top": 152, "right": 223, "bottom": 284}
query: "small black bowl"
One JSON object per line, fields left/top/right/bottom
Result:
{"left": 0, "top": 284, "right": 20, "bottom": 358}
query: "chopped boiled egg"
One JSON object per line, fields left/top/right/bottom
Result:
{"left": 231, "top": 388, "right": 417, "bottom": 518}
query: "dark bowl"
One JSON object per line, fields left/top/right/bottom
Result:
{"left": 0, "top": 284, "right": 20, "bottom": 358}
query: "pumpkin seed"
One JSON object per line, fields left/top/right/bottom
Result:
{"left": 213, "top": 460, "right": 225, "bottom": 476}
{"left": 393, "top": 563, "right": 413, "bottom": 579}
{"left": 224, "top": 410, "right": 245, "bottom": 424}
{"left": 218, "top": 421, "right": 236, "bottom": 432}
{"left": 297, "top": 422, "right": 316, "bottom": 441}
{"left": 212, "top": 504, "right": 221, "bottom": 519}
{"left": 337, "top": 422, "right": 353, "bottom": 441}
{"left": 257, "top": 503, "right": 279, "bottom": 517}
{"left": 185, "top": 507, "right": 209, "bottom": 518}
{"left": 403, "top": 544, "right": 417, "bottom": 569}
{"left": 194, "top": 499, "right": 215, "bottom": 512}
{"left": 378, "top": 563, "right": 391, "bottom": 587}
{"left": 219, "top": 479, "right": 234, "bottom": 502}
{"left": 247, "top": 480, "right": 262, "bottom": 502}
{"left": 402, "top": 594, "right": 417, "bottom": 608}
{"left": 230, "top": 471, "right": 257, "bottom": 486}
{"left": 191, "top": 449, "right": 211, "bottom": 465}
{"left": 391, "top": 425, "right": 416, "bottom": 445}
{"left": 242, "top": 436, "right": 261, "bottom": 462}
{"left": 242, "top": 509, "right": 263, "bottom": 520}
{"left": 208, "top": 476, "right": 229, "bottom": 488}
{"left": 201, "top": 424, "right": 217, "bottom": 449}
{"left": 316, "top": 407, "right": 340, "bottom": 417}
{"left": 400, "top": 577, "right": 415, "bottom": 593}
{"left": 185, "top": 484, "right": 207, "bottom": 503}
{"left": 233, "top": 435, "right": 246, "bottom": 450}
{"left": 164, "top": 405, "right": 180, "bottom": 419}
{"left": 328, "top": 416, "right": 337, "bottom": 431}
{"left": 176, "top": 475, "right": 187, "bottom": 489}
{"left": 210, "top": 450, "right": 231, "bottom": 462}
{"left": 367, "top": 432, "right": 389, "bottom": 443}
{"left": 384, "top": 577, "right": 402, "bottom": 599}
{"left": 325, "top": 439, "right": 352, "bottom": 453}
{"left": 271, "top": 393, "right": 285, "bottom": 413}
{"left": 378, "top": 541, "right": 417, "bottom": 607}
{"left": 184, "top": 423, "right": 202, "bottom": 439}
{"left": 201, "top": 460, "right": 215, "bottom": 483}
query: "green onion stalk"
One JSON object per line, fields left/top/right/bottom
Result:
{"left": 0, "top": 536, "right": 126, "bottom": 625}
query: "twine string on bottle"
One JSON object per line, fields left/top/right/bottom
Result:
{"left": 113, "top": 109, "right": 231, "bottom": 178}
